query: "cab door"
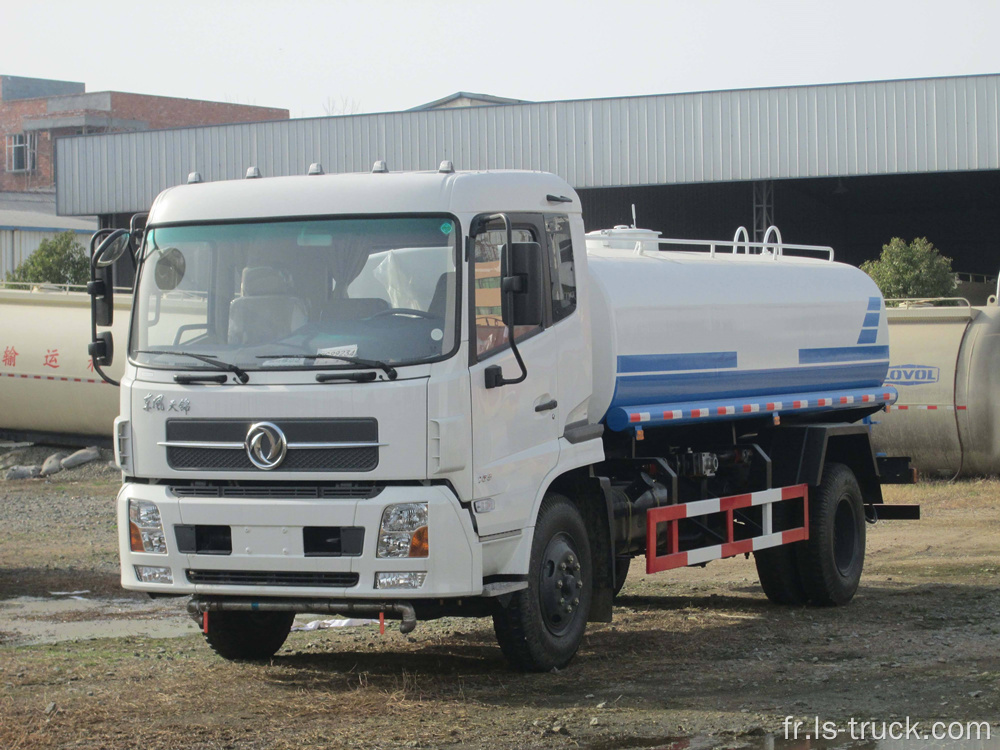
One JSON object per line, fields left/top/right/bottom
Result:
{"left": 469, "top": 215, "right": 560, "bottom": 536}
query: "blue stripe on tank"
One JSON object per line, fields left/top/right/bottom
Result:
{"left": 862, "top": 312, "right": 880, "bottom": 328}
{"left": 610, "top": 361, "right": 889, "bottom": 408}
{"left": 617, "top": 351, "right": 738, "bottom": 374}
{"left": 856, "top": 329, "right": 878, "bottom": 345}
{"left": 868, "top": 296, "right": 881, "bottom": 311}
{"left": 799, "top": 345, "right": 888, "bottom": 364}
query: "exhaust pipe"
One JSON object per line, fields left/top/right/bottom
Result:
{"left": 187, "top": 597, "right": 418, "bottom": 634}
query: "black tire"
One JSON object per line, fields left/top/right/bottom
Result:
{"left": 797, "top": 462, "right": 866, "bottom": 606}
{"left": 754, "top": 544, "right": 808, "bottom": 605}
{"left": 613, "top": 555, "right": 631, "bottom": 597}
{"left": 204, "top": 610, "right": 295, "bottom": 661}
{"left": 492, "top": 494, "right": 593, "bottom": 672}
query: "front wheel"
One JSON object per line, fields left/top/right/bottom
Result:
{"left": 204, "top": 610, "right": 295, "bottom": 661}
{"left": 492, "top": 495, "right": 593, "bottom": 671}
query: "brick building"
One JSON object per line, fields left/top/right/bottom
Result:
{"left": 1, "top": 75, "right": 288, "bottom": 196}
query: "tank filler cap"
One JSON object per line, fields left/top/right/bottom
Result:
{"left": 438, "top": 160, "right": 455, "bottom": 173}
{"left": 187, "top": 172, "right": 203, "bottom": 184}
{"left": 585, "top": 226, "right": 662, "bottom": 252}
{"left": 307, "top": 163, "right": 324, "bottom": 175}
{"left": 372, "top": 160, "right": 389, "bottom": 173}
{"left": 245, "top": 166, "right": 262, "bottom": 179}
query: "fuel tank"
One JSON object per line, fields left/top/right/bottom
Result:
{"left": 870, "top": 298, "right": 1000, "bottom": 477}
{"left": 585, "top": 228, "right": 891, "bottom": 431}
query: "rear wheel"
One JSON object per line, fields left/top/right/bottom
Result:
{"left": 204, "top": 610, "right": 295, "bottom": 661}
{"left": 493, "top": 494, "right": 593, "bottom": 671}
{"left": 797, "top": 462, "right": 866, "bottom": 606}
{"left": 754, "top": 544, "right": 808, "bottom": 605}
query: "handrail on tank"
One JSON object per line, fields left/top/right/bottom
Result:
{"left": 884, "top": 296, "right": 972, "bottom": 308}
{"left": 650, "top": 234, "right": 835, "bottom": 261}
{"left": 732, "top": 226, "right": 751, "bottom": 254}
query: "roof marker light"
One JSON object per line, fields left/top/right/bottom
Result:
{"left": 438, "top": 160, "right": 454, "bottom": 173}
{"left": 308, "top": 163, "right": 324, "bottom": 175}
{"left": 187, "top": 172, "right": 203, "bottom": 184}
{"left": 372, "top": 160, "right": 388, "bottom": 173}
{"left": 245, "top": 166, "right": 262, "bottom": 179}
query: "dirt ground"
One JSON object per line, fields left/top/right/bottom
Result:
{"left": 2, "top": 473, "right": 1000, "bottom": 749}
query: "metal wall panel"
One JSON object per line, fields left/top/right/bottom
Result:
{"left": 56, "top": 75, "right": 1000, "bottom": 216}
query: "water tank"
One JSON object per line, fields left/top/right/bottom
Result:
{"left": 584, "top": 228, "right": 892, "bottom": 431}
{"left": 870, "top": 298, "right": 1000, "bottom": 477}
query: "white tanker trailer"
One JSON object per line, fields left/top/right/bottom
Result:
{"left": 66, "top": 168, "right": 917, "bottom": 671}
{"left": 0, "top": 283, "right": 127, "bottom": 443}
{"left": 870, "top": 294, "right": 1000, "bottom": 477}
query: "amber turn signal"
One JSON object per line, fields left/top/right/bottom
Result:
{"left": 408, "top": 526, "right": 429, "bottom": 558}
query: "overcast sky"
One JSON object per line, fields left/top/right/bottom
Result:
{"left": 6, "top": 0, "right": 1000, "bottom": 118}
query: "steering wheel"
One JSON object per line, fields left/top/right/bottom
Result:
{"left": 367, "top": 308, "right": 438, "bottom": 320}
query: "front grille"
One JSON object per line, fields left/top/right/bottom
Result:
{"left": 167, "top": 446, "right": 378, "bottom": 472}
{"left": 169, "top": 483, "right": 382, "bottom": 499}
{"left": 186, "top": 569, "right": 359, "bottom": 587}
{"left": 165, "top": 418, "right": 379, "bottom": 472}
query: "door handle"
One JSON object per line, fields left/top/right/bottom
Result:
{"left": 534, "top": 398, "right": 558, "bottom": 412}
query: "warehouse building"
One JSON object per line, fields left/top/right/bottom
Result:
{"left": 54, "top": 74, "right": 1000, "bottom": 279}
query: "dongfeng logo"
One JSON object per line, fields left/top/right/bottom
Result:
{"left": 245, "top": 422, "right": 287, "bottom": 470}
{"left": 886, "top": 364, "right": 940, "bottom": 386}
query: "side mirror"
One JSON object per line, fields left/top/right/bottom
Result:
{"left": 88, "top": 330, "right": 114, "bottom": 367}
{"left": 501, "top": 242, "right": 544, "bottom": 327}
{"left": 88, "top": 265, "right": 114, "bottom": 327}
{"left": 89, "top": 229, "right": 129, "bottom": 327}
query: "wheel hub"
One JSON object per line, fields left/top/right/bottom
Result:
{"left": 539, "top": 534, "right": 583, "bottom": 636}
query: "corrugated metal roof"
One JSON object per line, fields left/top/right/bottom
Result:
{"left": 56, "top": 74, "right": 1000, "bottom": 216}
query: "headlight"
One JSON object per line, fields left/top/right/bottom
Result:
{"left": 377, "top": 503, "right": 429, "bottom": 558}
{"left": 134, "top": 565, "right": 173, "bottom": 584}
{"left": 129, "top": 500, "right": 167, "bottom": 554}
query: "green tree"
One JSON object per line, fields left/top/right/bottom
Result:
{"left": 5, "top": 231, "right": 90, "bottom": 286}
{"left": 860, "top": 237, "right": 955, "bottom": 300}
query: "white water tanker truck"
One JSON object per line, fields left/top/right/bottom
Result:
{"left": 84, "top": 166, "right": 916, "bottom": 671}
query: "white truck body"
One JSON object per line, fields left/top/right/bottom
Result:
{"left": 96, "top": 168, "right": 904, "bottom": 670}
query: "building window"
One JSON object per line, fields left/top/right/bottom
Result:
{"left": 5, "top": 133, "right": 37, "bottom": 173}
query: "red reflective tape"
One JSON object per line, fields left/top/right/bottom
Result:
{"left": 646, "top": 550, "right": 688, "bottom": 574}
{"left": 719, "top": 493, "right": 753, "bottom": 512}
{"left": 897, "top": 405, "right": 908, "bottom": 410}
{"left": 721, "top": 539, "right": 754, "bottom": 558}
{"left": 766, "top": 402, "right": 776, "bottom": 410}
{"left": 839, "top": 396, "right": 848, "bottom": 404}
{"left": 647, "top": 504, "right": 688, "bottom": 523}
{"left": 793, "top": 400, "right": 806, "bottom": 408}
{"left": 782, "top": 528, "right": 808, "bottom": 544}
{"left": 780, "top": 484, "right": 808, "bottom": 500}
{"left": 742, "top": 404, "right": 753, "bottom": 412}
{"left": 957, "top": 405, "right": 967, "bottom": 410}
{"left": 629, "top": 413, "right": 641, "bottom": 423}
{"left": 663, "top": 411, "right": 675, "bottom": 420}
{"left": 927, "top": 405, "right": 938, "bottom": 410}
{"left": 883, "top": 392, "right": 891, "bottom": 400}
{"left": 862, "top": 394, "right": 872, "bottom": 402}
{"left": 717, "top": 406, "right": 727, "bottom": 415}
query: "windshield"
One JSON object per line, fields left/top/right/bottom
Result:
{"left": 129, "top": 216, "right": 459, "bottom": 371}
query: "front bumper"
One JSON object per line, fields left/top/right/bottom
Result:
{"left": 118, "top": 483, "right": 481, "bottom": 598}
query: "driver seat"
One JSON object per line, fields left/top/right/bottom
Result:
{"left": 229, "top": 267, "right": 309, "bottom": 346}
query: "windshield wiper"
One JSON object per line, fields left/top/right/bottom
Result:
{"left": 256, "top": 354, "right": 397, "bottom": 380}
{"left": 137, "top": 350, "right": 250, "bottom": 384}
